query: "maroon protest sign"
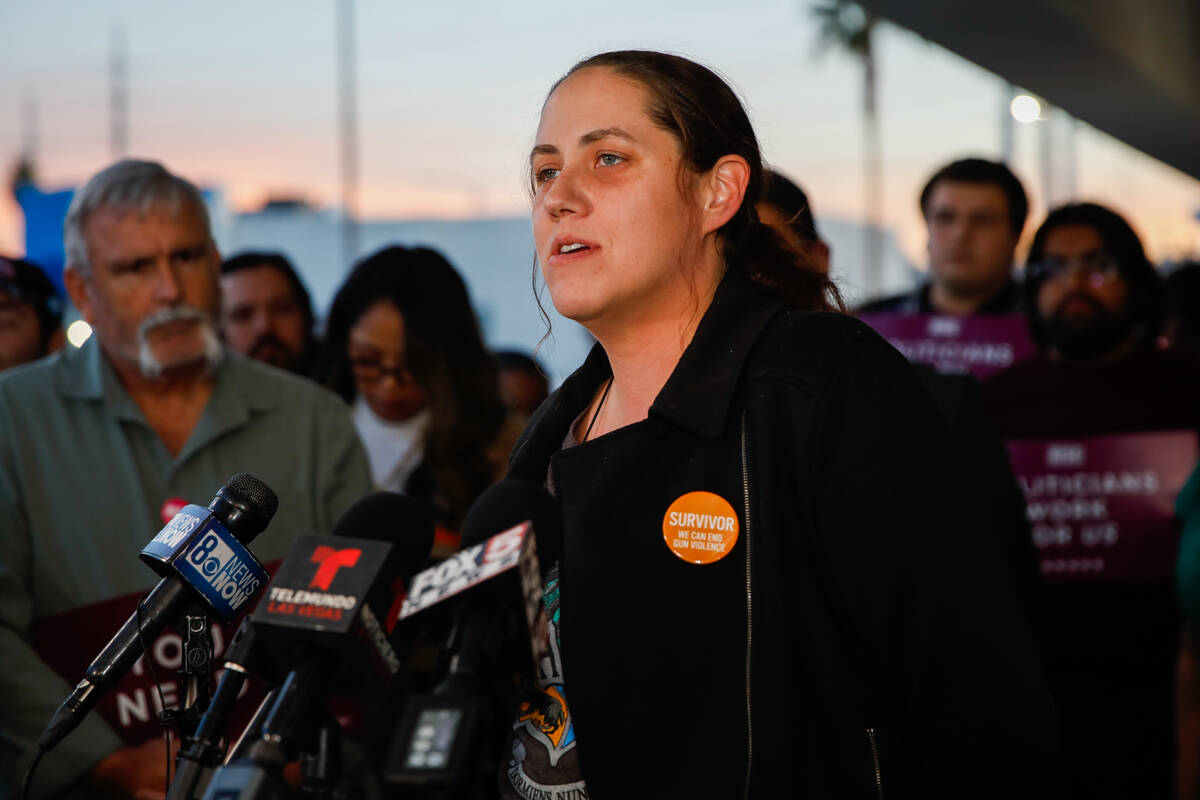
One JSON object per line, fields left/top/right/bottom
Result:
{"left": 858, "top": 312, "right": 1037, "bottom": 379}
{"left": 1007, "top": 431, "right": 1198, "bottom": 583}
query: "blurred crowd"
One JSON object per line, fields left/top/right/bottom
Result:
{"left": 2, "top": 153, "right": 1200, "bottom": 799}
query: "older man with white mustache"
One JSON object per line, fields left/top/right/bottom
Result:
{"left": 0, "top": 160, "right": 372, "bottom": 800}
{"left": 60, "top": 163, "right": 229, "bottom": 452}
{"left": 134, "top": 306, "right": 223, "bottom": 380}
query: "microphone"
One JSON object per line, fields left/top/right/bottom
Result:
{"left": 383, "top": 479, "right": 561, "bottom": 790}
{"left": 36, "top": 474, "right": 278, "bottom": 753}
{"left": 460, "top": 478, "right": 562, "bottom": 569}
{"left": 249, "top": 492, "right": 435, "bottom": 687}
{"left": 195, "top": 493, "right": 434, "bottom": 800}
{"left": 393, "top": 480, "right": 560, "bottom": 628}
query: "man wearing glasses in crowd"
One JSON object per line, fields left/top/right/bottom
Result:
{"left": 982, "top": 202, "right": 1200, "bottom": 798}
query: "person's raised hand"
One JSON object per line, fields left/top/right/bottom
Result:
{"left": 86, "top": 736, "right": 178, "bottom": 800}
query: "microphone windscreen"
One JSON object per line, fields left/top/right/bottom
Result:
{"left": 330, "top": 492, "right": 435, "bottom": 578}
{"left": 223, "top": 473, "right": 280, "bottom": 520}
{"left": 212, "top": 473, "right": 280, "bottom": 539}
{"left": 460, "top": 479, "right": 562, "bottom": 570}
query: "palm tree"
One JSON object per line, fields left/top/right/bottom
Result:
{"left": 812, "top": 0, "right": 883, "bottom": 292}
{"left": 9, "top": 156, "right": 36, "bottom": 200}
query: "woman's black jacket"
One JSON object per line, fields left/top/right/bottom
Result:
{"left": 507, "top": 268, "right": 1059, "bottom": 798}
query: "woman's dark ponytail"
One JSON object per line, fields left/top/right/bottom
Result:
{"left": 727, "top": 216, "right": 844, "bottom": 312}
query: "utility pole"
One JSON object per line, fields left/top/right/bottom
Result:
{"left": 1000, "top": 82, "right": 1015, "bottom": 164}
{"left": 11, "top": 94, "right": 39, "bottom": 190}
{"left": 110, "top": 25, "right": 129, "bottom": 159}
{"left": 1039, "top": 105, "right": 1054, "bottom": 210}
{"left": 1064, "top": 115, "right": 1078, "bottom": 200}
{"left": 21, "top": 96, "right": 39, "bottom": 163}
{"left": 337, "top": 0, "right": 360, "bottom": 270}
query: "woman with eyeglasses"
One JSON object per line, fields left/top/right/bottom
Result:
{"left": 315, "top": 245, "right": 517, "bottom": 544}
{"left": 501, "top": 50, "right": 1058, "bottom": 799}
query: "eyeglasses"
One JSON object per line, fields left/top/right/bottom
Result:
{"left": 1027, "top": 253, "right": 1119, "bottom": 284}
{"left": 349, "top": 357, "right": 415, "bottom": 384}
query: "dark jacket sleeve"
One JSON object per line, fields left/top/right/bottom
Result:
{"left": 809, "top": 336, "right": 1059, "bottom": 796}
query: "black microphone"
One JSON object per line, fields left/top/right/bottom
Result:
{"left": 36, "top": 474, "right": 278, "bottom": 753}
{"left": 394, "top": 479, "right": 561, "bottom": 629}
{"left": 460, "top": 478, "right": 562, "bottom": 571}
{"left": 383, "top": 479, "right": 561, "bottom": 790}
{"left": 445, "top": 479, "right": 561, "bottom": 685}
{"left": 195, "top": 493, "right": 434, "bottom": 800}
{"left": 249, "top": 492, "right": 435, "bottom": 687}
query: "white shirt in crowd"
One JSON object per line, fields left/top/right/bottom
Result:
{"left": 352, "top": 396, "right": 431, "bottom": 493}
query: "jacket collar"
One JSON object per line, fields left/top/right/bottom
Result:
{"left": 651, "top": 266, "right": 783, "bottom": 435}
{"left": 517, "top": 266, "right": 783, "bottom": 468}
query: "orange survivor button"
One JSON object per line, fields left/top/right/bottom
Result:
{"left": 662, "top": 491, "right": 740, "bottom": 565}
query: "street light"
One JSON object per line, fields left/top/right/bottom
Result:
{"left": 1011, "top": 94, "right": 1042, "bottom": 124}
{"left": 66, "top": 320, "right": 93, "bottom": 348}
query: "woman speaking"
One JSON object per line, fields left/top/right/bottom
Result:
{"left": 504, "top": 51, "right": 1058, "bottom": 798}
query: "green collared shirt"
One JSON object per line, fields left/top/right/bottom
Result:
{"left": 0, "top": 338, "right": 371, "bottom": 798}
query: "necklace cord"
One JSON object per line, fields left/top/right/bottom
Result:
{"left": 581, "top": 377, "right": 614, "bottom": 442}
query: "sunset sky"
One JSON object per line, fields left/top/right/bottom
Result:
{"left": 2, "top": 0, "right": 1198, "bottom": 273}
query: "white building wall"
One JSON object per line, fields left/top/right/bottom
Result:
{"left": 226, "top": 210, "right": 593, "bottom": 386}
{"left": 223, "top": 208, "right": 918, "bottom": 385}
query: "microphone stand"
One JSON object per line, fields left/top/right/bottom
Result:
{"left": 298, "top": 717, "right": 342, "bottom": 800}
{"left": 198, "top": 657, "right": 339, "bottom": 800}
{"left": 383, "top": 602, "right": 514, "bottom": 797}
{"left": 166, "top": 621, "right": 259, "bottom": 800}
{"left": 157, "top": 612, "right": 216, "bottom": 798}
{"left": 166, "top": 613, "right": 214, "bottom": 737}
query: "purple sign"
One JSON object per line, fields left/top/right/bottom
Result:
{"left": 858, "top": 312, "right": 1037, "bottom": 378}
{"left": 1007, "top": 431, "right": 1198, "bottom": 583}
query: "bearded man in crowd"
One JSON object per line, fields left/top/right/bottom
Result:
{"left": 982, "top": 202, "right": 1200, "bottom": 799}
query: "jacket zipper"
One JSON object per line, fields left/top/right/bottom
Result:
{"left": 740, "top": 413, "right": 753, "bottom": 799}
{"left": 866, "top": 728, "right": 883, "bottom": 798}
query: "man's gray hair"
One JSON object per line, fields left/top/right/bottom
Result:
{"left": 63, "top": 159, "right": 212, "bottom": 275}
